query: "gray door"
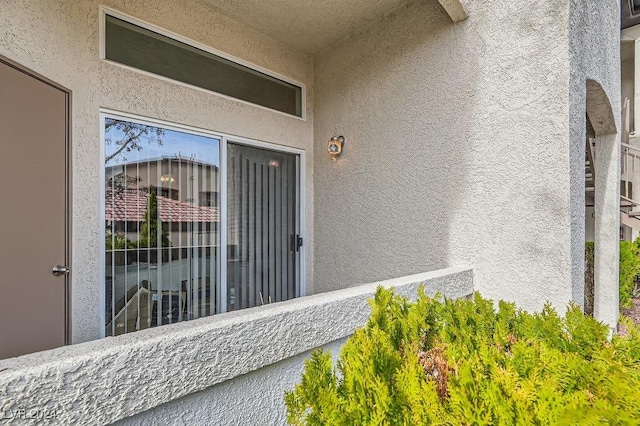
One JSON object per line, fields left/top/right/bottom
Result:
{"left": 0, "top": 58, "right": 69, "bottom": 359}
{"left": 227, "top": 143, "right": 300, "bottom": 310}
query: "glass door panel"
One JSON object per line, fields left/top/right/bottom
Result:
{"left": 104, "top": 117, "right": 220, "bottom": 336}
{"left": 226, "top": 143, "right": 299, "bottom": 311}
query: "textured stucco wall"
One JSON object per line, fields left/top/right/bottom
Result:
{"left": 114, "top": 338, "right": 346, "bottom": 426}
{"left": 0, "top": 267, "right": 473, "bottom": 425}
{"left": 0, "top": 0, "right": 314, "bottom": 344}
{"left": 313, "top": 0, "right": 576, "bottom": 313}
{"left": 568, "top": 0, "right": 620, "bottom": 330}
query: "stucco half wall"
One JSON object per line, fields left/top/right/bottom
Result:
{"left": 0, "top": 267, "right": 473, "bottom": 425}
{"left": 313, "top": 0, "right": 579, "bottom": 313}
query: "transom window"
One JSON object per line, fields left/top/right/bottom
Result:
{"left": 101, "top": 9, "right": 304, "bottom": 118}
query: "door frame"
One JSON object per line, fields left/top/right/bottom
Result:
{"left": 98, "top": 109, "right": 305, "bottom": 335}
{"left": 0, "top": 54, "right": 72, "bottom": 345}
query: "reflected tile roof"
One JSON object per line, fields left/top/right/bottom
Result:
{"left": 105, "top": 189, "right": 218, "bottom": 223}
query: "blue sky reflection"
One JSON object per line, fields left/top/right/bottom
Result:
{"left": 105, "top": 119, "right": 220, "bottom": 167}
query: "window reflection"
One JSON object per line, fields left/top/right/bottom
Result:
{"left": 104, "top": 118, "right": 220, "bottom": 336}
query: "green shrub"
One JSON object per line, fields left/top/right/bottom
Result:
{"left": 585, "top": 241, "right": 638, "bottom": 310}
{"left": 620, "top": 241, "right": 640, "bottom": 308}
{"left": 105, "top": 233, "right": 137, "bottom": 250}
{"left": 138, "top": 187, "right": 170, "bottom": 249}
{"left": 285, "top": 288, "right": 640, "bottom": 425}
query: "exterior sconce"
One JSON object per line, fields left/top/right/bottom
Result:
{"left": 328, "top": 136, "right": 345, "bottom": 161}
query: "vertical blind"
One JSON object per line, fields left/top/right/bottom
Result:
{"left": 227, "top": 143, "right": 298, "bottom": 311}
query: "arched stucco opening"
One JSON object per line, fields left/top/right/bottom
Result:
{"left": 585, "top": 79, "right": 619, "bottom": 333}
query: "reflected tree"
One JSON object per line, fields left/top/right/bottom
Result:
{"left": 105, "top": 118, "right": 165, "bottom": 164}
{"left": 139, "top": 187, "right": 171, "bottom": 249}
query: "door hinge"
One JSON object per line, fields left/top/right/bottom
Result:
{"left": 297, "top": 235, "right": 304, "bottom": 252}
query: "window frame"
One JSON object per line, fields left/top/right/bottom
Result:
{"left": 98, "top": 6, "right": 307, "bottom": 120}
{"left": 99, "top": 109, "right": 306, "bottom": 337}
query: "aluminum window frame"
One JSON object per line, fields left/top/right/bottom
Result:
{"left": 98, "top": 6, "right": 307, "bottom": 120}
{"left": 99, "top": 109, "right": 306, "bottom": 337}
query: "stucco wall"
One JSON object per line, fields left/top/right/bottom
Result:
{"left": 0, "top": 0, "right": 314, "bottom": 344}
{"left": 1, "top": 0, "right": 621, "bottom": 346}
{"left": 313, "top": 0, "right": 576, "bottom": 313}
{"left": 114, "top": 338, "right": 346, "bottom": 426}
{"left": 568, "top": 0, "right": 620, "bottom": 328}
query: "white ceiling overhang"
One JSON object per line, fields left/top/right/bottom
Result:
{"left": 198, "top": 0, "right": 469, "bottom": 55}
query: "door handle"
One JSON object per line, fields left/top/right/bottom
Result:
{"left": 52, "top": 265, "right": 69, "bottom": 276}
{"left": 290, "top": 234, "right": 304, "bottom": 252}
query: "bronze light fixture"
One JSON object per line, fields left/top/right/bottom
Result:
{"left": 328, "top": 136, "right": 345, "bottom": 161}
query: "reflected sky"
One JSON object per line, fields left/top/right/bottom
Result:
{"left": 105, "top": 119, "right": 220, "bottom": 167}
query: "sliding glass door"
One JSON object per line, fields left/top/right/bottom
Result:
{"left": 226, "top": 143, "right": 300, "bottom": 311}
{"left": 104, "top": 117, "right": 220, "bottom": 336}
{"left": 102, "top": 113, "right": 303, "bottom": 336}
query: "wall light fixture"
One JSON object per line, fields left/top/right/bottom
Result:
{"left": 328, "top": 136, "right": 345, "bottom": 161}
